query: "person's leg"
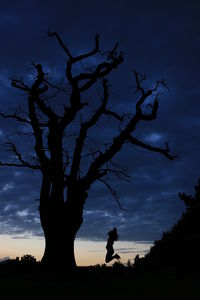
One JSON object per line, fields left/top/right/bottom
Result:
{"left": 106, "top": 254, "right": 121, "bottom": 263}
{"left": 105, "top": 247, "right": 114, "bottom": 263}
{"left": 114, "top": 253, "right": 121, "bottom": 260}
{"left": 105, "top": 248, "right": 121, "bottom": 263}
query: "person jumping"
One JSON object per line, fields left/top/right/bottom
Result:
{"left": 105, "top": 227, "right": 121, "bottom": 263}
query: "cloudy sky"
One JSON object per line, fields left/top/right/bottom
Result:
{"left": 0, "top": 0, "right": 200, "bottom": 264}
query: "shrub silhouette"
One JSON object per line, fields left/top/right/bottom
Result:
{"left": 21, "top": 254, "right": 37, "bottom": 264}
{"left": 135, "top": 179, "right": 200, "bottom": 270}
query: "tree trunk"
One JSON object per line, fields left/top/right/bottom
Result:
{"left": 39, "top": 200, "right": 83, "bottom": 270}
{"left": 41, "top": 228, "right": 77, "bottom": 269}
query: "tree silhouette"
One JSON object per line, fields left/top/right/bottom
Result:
{"left": 21, "top": 254, "right": 37, "bottom": 263}
{"left": 135, "top": 179, "right": 200, "bottom": 270}
{"left": 0, "top": 32, "right": 175, "bottom": 269}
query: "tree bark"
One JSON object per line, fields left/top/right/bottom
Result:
{"left": 39, "top": 191, "right": 87, "bottom": 269}
{"left": 41, "top": 227, "right": 77, "bottom": 269}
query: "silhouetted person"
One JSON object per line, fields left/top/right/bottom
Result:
{"left": 105, "top": 227, "right": 121, "bottom": 263}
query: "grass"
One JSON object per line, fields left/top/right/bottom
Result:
{"left": 0, "top": 265, "right": 199, "bottom": 299}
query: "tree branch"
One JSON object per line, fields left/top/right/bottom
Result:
{"left": 31, "top": 63, "right": 59, "bottom": 120}
{"left": 99, "top": 178, "right": 125, "bottom": 210}
{"left": 11, "top": 78, "right": 30, "bottom": 92}
{"left": 100, "top": 166, "right": 131, "bottom": 182}
{"left": 5, "top": 140, "right": 41, "bottom": 168}
{"left": 72, "top": 34, "right": 100, "bottom": 63}
{"left": 0, "top": 112, "right": 47, "bottom": 127}
{"left": 81, "top": 72, "right": 174, "bottom": 188}
{"left": 48, "top": 31, "right": 100, "bottom": 62}
{"left": 77, "top": 57, "right": 123, "bottom": 92}
{"left": 140, "top": 96, "right": 159, "bottom": 121}
{"left": 28, "top": 95, "right": 50, "bottom": 170}
{"left": 48, "top": 31, "right": 73, "bottom": 59}
{"left": 0, "top": 162, "right": 40, "bottom": 169}
{"left": 69, "top": 79, "right": 109, "bottom": 181}
{"left": 134, "top": 71, "right": 167, "bottom": 119}
{"left": 48, "top": 33, "right": 123, "bottom": 132}
{"left": 103, "top": 109, "right": 124, "bottom": 121}
{"left": 134, "top": 70, "right": 146, "bottom": 96}
{"left": 128, "top": 135, "right": 175, "bottom": 160}
{"left": 0, "top": 112, "right": 32, "bottom": 124}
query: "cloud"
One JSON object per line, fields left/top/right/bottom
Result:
{"left": 1, "top": 183, "right": 13, "bottom": 192}
{"left": 16, "top": 209, "right": 29, "bottom": 218}
{"left": 144, "top": 132, "right": 162, "bottom": 143}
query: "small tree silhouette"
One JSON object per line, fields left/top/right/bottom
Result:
{"left": 127, "top": 259, "right": 133, "bottom": 268}
{"left": 21, "top": 254, "right": 37, "bottom": 263}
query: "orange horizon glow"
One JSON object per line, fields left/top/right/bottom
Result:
{"left": 0, "top": 234, "right": 152, "bottom": 266}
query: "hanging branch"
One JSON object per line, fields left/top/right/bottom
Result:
{"left": 99, "top": 178, "right": 126, "bottom": 210}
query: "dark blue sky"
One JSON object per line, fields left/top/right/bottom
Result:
{"left": 0, "top": 0, "right": 200, "bottom": 243}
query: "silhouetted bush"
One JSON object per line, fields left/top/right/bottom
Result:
{"left": 134, "top": 179, "right": 200, "bottom": 270}
{"left": 21, "top": 254, "right": 37, "bottom": 263}
{"left": 126, "top": 259, "right": 133, "bottom": 268}
{"left": 112, "top": 261, "right": 126, "bottom": 270}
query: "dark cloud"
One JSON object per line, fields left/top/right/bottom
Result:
{"left": 0, "top": 0, "right": 200, "bottom": 244}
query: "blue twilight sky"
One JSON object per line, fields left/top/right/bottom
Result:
{"left": 0, "top": 0, "right": 200, "bottom": 246}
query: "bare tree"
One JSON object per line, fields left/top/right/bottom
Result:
{"left": 0, "top": 33, "right": 175, "bottom": 269}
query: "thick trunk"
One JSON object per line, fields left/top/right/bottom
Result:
{"left": 41, "top": 227, "right": 77, "bottom": 269}
{"left": 39, "top": 201, "right": 83, "bottom": 270}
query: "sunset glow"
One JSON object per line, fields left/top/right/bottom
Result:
{"left": 0, "top": 234, "right": 152, "bottom": 266}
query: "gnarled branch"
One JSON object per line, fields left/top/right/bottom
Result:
{"left": 128, "top": 135, "right": 176, "bottom": 160}
{"left": 81, "top": 72, "right": 174, "bottom": 189}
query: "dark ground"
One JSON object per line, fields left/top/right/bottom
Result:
{"left": 0, "top": 264, "right": 199, "bottom": 300}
